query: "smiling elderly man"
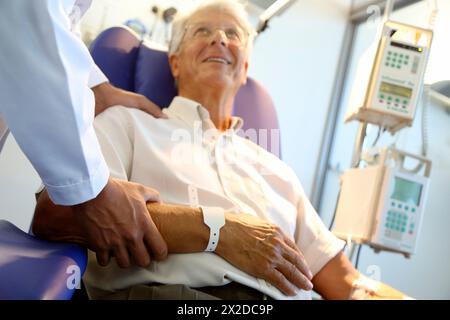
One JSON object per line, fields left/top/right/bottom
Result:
{"left": 33, "top": 0, "right": 408, "bottom": 300}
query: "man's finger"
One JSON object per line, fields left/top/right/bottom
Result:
{"left": 283, "top": 245, "right": 313, "bottom": 280}
{"left": 283, "top": 235, "right": 301, "bottom": 253}
{"left": 277, "top": 259, "right": 313, "bottom": 291}
{"left": 283, "top": 237, "right": 313, "bottom": 280}
{"left": 266, "top": 269, "right": 297, "bottom": 296}
{"left": 143, "top": 215, "right": 168, "bottom": 261}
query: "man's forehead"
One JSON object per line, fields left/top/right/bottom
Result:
{"left": 189, "top": 9, "right": 242, "bottom": 26}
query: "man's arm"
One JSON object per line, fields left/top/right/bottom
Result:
{"left": 147, "top": 202, "right": 314, "bottom": 296}
{"left": 312, "top": 251, "right": 409, "bottom": 299}
{"left": 33, "top": 193, "right": 313, "bottom": 296}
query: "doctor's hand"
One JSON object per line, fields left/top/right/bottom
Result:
{"left": 33, "top": 178, "right": 168, "bottom": 268}
{"left": 73, "top": 178, "right": 168, "bottom": 267}
{"left": 216, "top": 214, "right": 314, "bottom": 296}
{"left": 92, "top": 82, "right": 167, "bottom": 118}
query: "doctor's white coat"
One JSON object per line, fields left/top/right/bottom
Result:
{"left": 0, "top": 0, "right": 109, "bottom": 205}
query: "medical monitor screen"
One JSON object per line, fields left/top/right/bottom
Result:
{"left": 391, "top": 177, "right": 422, "bottom": 206}
{"left": 380, "top": 82, "right": 413, "bottom": 98}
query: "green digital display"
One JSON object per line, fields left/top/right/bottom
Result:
{"left": 391, "top": 177, "right": 422, "bottom": 206}
{"left": 380, "top": 82, "right": 413, "bottom": 98}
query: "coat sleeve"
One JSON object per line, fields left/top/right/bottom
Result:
{"left": 67, "top": 0, "right": 109, "bottom": 88}
{"left": 0, "top": 0, "right": 109, "bottom": 205}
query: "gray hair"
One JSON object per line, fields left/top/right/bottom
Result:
{"left": 168, "top": 0, "right": 255, "bottom": 57}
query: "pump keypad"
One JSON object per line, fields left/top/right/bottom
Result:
{"left": 384, "top": 201, "right": 417, "bottom": 239}
{"left": 385, "top": 51, "right": 410, "bottom": 69}
{"left": 378, "top": 94, "right": 409, "bottom": 110}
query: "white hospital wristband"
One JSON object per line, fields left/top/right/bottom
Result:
{"left": 200, "top": 206, "right": 225, "bottom": 252}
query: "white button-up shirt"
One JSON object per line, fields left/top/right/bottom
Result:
{"left": 0, "top": 0, "right": 108, "bottom": 205}
{"left": 85, "top": 97, "right": 345, "bottom": 300}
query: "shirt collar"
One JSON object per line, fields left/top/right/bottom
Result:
{"left": 163, "top": 96, "right": 243, "bottom": 132}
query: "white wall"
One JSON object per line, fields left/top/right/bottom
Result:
{"left": 249, "top": 0, "right": 352, "bottom": 196}
{"left": 0, "top": 136, "right": 41, "bottom": 231}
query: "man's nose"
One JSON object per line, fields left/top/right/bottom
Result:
{"left": 209, "top": 29, "right": 228, "bottom": 47}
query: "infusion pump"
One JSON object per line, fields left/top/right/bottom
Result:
{"left": 333, "top": 148, "right": 431, "bottom": 257}
{"left": 346, "top": 21, "right": 433, "bottom": 133}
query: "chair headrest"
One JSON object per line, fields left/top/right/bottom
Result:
{"left": 134, "top": 44, "right": 177, "bottom": 108}
{"left": 90, "top": 26, "right": 141, "bottom": 92}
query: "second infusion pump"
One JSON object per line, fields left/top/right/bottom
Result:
{"left": 346, "top": 21, "right": 433, "bottom": 133}
{"left": 333, "top": 148, "right": 431, "bottom": 257}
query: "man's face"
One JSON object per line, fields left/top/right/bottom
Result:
{"left": 170, "top": 9, "right": 249, "bottom": 93}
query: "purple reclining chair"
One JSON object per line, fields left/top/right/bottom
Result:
{"left": 90, "top": 26, "right": 281, "bottom": 157}
{"left": 0, "top": 220, "right": 87, "bottom": 299}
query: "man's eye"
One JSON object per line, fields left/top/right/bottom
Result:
{"left": 225, "top": 29, "right": 240, "bottom": 40}
{"left": 194, "top": 27, "right": 210, "bottom": 37}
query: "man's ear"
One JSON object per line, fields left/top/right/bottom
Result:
{"left": 241, "top": 60, "right": 249, "bottom": 85}
{"left": 169, "top": 54, "right": 180, "bottom": 78}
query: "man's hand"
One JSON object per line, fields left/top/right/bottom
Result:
{"left": 92, "top": 82, "right": 167, "bottom": 118}
{"left": 144, "top": 203, "right": 313, "bottom": 296}
{"left": 216, "top": 214, "right": 314, "bottom": 296}
{"left": 33, "top": 178, "right": 168, "bottom": 268}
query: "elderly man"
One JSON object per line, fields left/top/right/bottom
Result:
{"left": 33, "top": 0, "right": 408, "bottom": 300}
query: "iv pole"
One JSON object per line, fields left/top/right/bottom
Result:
{"left": 347, "top": 0, "right": 395, "bottom": 263}
{"left": 350, "top": 0, "right": 395, "bottom": 168}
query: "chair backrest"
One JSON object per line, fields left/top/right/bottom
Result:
{"left": 90, "top": 26, "right": 281, "bottom": 157}
{"left": 0, "top": 220, "right": 87, "bottom": 299}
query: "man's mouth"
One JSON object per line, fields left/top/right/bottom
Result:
{"left": 203, "top": 57, "right": 231, "bottom": 65}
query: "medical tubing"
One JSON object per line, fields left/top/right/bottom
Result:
{"left": 355, "top": 244, "right": 363, "bottom": 269}
{"left": 422, "top": 85, "right": 430, "bottom": 157}
{"left": 371, "top": 126, "right": 382, "bottom": 147}
{"left": 328, "top": 187, "right": 341, "bottom": 231}
{"left": 404, "top": 85, "right": 430, "bottom": 174}
{"left": 428, "top": 0, "right": 438, "bottom": 30}
{"left": 383, "top": 0, "right": 394, "bottom": 23}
